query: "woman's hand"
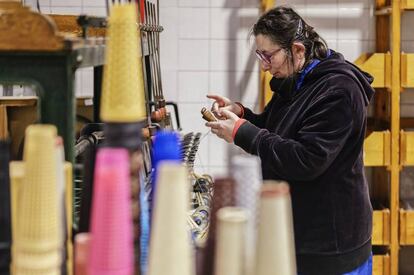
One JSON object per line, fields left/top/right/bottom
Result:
{"left": 205, "top": 109, "right": 239, "bottom": 143}
{"left": 207, "top": 94, "right": 242, "bottom": 119}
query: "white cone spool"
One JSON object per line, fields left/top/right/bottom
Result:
{"left": 148, "top": 161, "right": 193, "bottom": 275}
{"left": 255, "top": 181, "right": 296, "bottom": 275}
{"left": 213, "top": 207, "right": 248, "bottom": 275}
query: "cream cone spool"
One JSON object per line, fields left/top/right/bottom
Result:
{"left": 148, "top": 161, "right": 192, "bottom": 275}
{"left": 100, "top": 3, "right": 146, "bottom": 122}
{"left": 213, "top": 207, "right": 248, "bottom": 275}
{"left": 14, "top": 125, "right": 62, "bottom": 274}
{"left": 255, "top": 181, "right": 296, "bottom": 275}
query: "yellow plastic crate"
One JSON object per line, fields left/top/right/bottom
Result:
{"left": 373, "top": 254, "right": 390, "bottom": 275}
{"left": 402, "top": 0, "right": 414, "bottom": 9}
{"left": 401, "top": 53, "right": 414, "bottom": 88}
{"left": 372, "top": 209, "right": 390, "bottom": 245}
{"left": 400, "top": 209, "right": 414, "bottom": 245}
{"left": 354, "top": 53, "right": 391, "bottom": 88}
{"left": 364, "top": 131, "right": 391, "bottom": 166}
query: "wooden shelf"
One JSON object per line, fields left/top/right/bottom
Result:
{"left": 402, "top": 0, "right": 414, "bottom": 10}
{"left": 401, "top": 53, "right": 414, "bottom": 88}
{"left": 364, "top": 131, "right": 391, "bottom": 166}
{"left": 373, "top": 254, "right": 390, "bottom": 275}
{"left": 400, "top": 209, "right": 414, "bottom": 245}
{"left": 373, "top": 209, "right": 390, "bottom": 245}
{"left": 354, "top": 53, "right": 391, "bottom": 88}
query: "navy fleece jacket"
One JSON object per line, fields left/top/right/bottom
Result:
{"left": 234, "top": 51, "right": 375, "bottom": 275}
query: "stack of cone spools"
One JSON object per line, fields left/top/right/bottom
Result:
{"left": 13, "top": 125, "right": 63, "bottom": 275}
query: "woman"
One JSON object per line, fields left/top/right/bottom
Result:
{"left": 205, "top": 6, "right": 374, "bottom": 275}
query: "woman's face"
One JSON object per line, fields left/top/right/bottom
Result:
{"left": 255, "top": 34, "right": 304, "bottom": 78}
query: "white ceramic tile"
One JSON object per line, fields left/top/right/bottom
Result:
{"left": 209, "top": 71, "right": 240, "bottom": 100}
{"left": 178, "top": 71, "right": 209, "bottom": 102}
{"left": 179, "top": 0, "right": 209, "bottom": 7}
{"left": 160, "top": 6, "right": 179, "bottom": 35}
{"left": 211, "top": 0, "right": 241, "bottom": 8}
{"left": 210, "top": 8, "right": 241, "bottom": 39}
{"left": 242, "top": 0, "right": 259, "bottom": 8}
{"left": 178, "top": 40, "right": 209, "bottom": 71}
{"left": 39, "top": 0, "right": 51, "bottom": 6}
{"left": 210, "top": 39, "right": 256, "bottom": 72}
{"left": 160, "top": 8, "right": 179, "bottom": 71}
{"left": 402, "top": 41, "right": 414, "bottom": 52}
{"left": 338, "top": 8, "right": 370, "bottom": 40}
{"left": 82, "top": 6, "right": 107, "bottom": 16}
{"left": 208, "top": 136, "right": 230, "bottom": 166}
{"left": 210, "top": 39, "right": 237, "bottom": 71}
{"left": 161, "top": 70, "right": 178, "bottom": 102}
{"left": 240, "top": 71, "right": 259, "bottom": 106}
{"left": 367, "top": 8, "right": 376, "bottom": 40}
{"left": 402, "top": 13, "right": 414, "bottom": 41}
{"left": 401, "top": 104, "right": 414, "bottom": 117}
{"left": 160, "top": 0, "right": 178, "bottom": 7}
{"left": 50, "top": 6, "right": 82, "bottom": 15}
{"left": 51, "top": 0, "right": 81, "bottom": 7}
{"left": 178, "top": 102, "right": 209, "bottom": 132}
{"left": 337, "top": 0, "right": 368, "bottom": 9}
{"left": 82, "top": 0, "right": 106, "bottom": 7}
{"left": 326, "top": 39, "right": 338, "bottom": 51}
{"left": 337, "top": 40, "right": 369, "bottom": 63}
{"left": 306, "top": 0, "right": 337, "bottom": 6}
{"left": 238, "top": 8, "right": 260, "bottom": 40}
{"left": 305, "top": 7, "right": 337, "bottom": 40}
{"left": 276, "top": 0, "right": 305, "bottom": 5}
{"left": 38, "top": 5, "right": 51, "bottom": 13}
{"left": 401, "top": 91, "right": 414, "bottom": 104}
{"left": 239, "top": 39, "right": 259, "bottom": 72}
{"left": 179, "top": 8, "right": 209, "bottom": 39}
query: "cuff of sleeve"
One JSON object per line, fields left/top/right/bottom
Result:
{"left": 234, "top": 121, "right": 262, "bottom": 154}
{"left": 232, "top": 119, "right": 247, "bottom": 140}
{"left": 235, "top": 102, "right": 245, "bottom": 118}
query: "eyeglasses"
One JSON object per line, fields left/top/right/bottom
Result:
{"left": 255, "top": 48, "right": 283, "bottom": 64}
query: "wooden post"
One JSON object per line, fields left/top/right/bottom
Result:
{"left": 390, "top": 1, "right": 401, "bottom": 274}
{"left": 259, "top": 0, "right": 275, "bottom": 110}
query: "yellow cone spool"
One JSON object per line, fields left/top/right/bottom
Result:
{"left": 14, "top": 125, "right": 62, "bottom": 275}
{"left": 100, "top": 3, "right": 146, "bottom": 122}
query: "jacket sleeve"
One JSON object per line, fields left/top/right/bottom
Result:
{"left": 234, "top": 90, "right": 354, "bottom": 181}
{"left": 242, "top": 96, "right": 275, "bottom": 128}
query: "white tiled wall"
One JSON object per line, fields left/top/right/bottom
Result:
{"left": 14, "top": 0, "right": 414, "bottom": 176}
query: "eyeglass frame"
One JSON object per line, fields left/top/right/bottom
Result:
{"left": 255, "top": 47, "right": 283, "bottom": 64}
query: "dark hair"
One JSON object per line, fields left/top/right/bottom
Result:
{"left": 252, "top": 6, "right": 328, "bottom": 63}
